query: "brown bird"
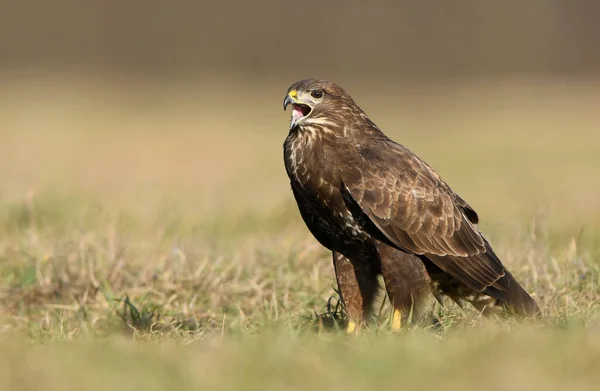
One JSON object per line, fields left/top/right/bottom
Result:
{"left": 282, "top": 78, "right": 540, "bottom": 333}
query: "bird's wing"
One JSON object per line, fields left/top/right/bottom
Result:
{"left": 341, "top": 140, "right": 504, "bottom": 292}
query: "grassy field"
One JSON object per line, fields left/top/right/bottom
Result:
{"left": 1, "top": 74, "right": 599, "bottom": 390}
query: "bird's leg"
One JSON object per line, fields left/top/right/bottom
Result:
{"left": 392, "top": 308, "right": 402, "bottom": 331}
{"left": 332, "top": 251, "right": 379, "bottom": 334}
{"left": 345, "top": 319, "right": 359, "bottom": 334}
{"left": 377, "top": 244, "right": 432, "bottom": 331}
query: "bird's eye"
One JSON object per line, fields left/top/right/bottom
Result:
{"left": 311, "top": 90, "right": 323, "bottom": 99}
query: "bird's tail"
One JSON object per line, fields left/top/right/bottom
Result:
{"left": 484, "top": 270, "right": 541, "bottom": 318}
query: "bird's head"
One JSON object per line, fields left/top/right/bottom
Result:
{"left": 283, "top": 78, "right": 357, "bottom": 131}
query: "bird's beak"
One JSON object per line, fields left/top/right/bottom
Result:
{"left": 283, "top": 90, "right": 298, "bottom": 111}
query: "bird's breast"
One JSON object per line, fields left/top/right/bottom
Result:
{"left": 284, "top": 127, "right": 331, "bottom": 187}
{"left": 284, "top": 130, "right": 370, "bottom": 248}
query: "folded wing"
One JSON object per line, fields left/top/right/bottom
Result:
{"left": 341, "top": 141, "right": 506, "bottom": 294}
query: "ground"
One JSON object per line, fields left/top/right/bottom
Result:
{"left": 0, "top": 74, "right": 599, "bottom": 390}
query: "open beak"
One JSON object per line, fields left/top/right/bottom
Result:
{"left": 283, "top": 94, "right": 293, "bottom": 111}
{"left": 283, "top": 90, "right": 312, "bottom": 130}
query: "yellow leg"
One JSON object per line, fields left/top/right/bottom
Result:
{"left": 346, "top": 319, "right": 359, "bottom": 334}
{"left": 392, "top": 308, "right": 402, "bottom": 331}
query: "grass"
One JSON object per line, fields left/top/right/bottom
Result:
{"left": 0, "top": 73, "right": 599, "bottom": 390}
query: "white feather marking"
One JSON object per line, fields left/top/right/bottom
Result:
{"left": 305, "top": 118, "right": 337, "bottom": 129}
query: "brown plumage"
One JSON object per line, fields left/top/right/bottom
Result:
{"left": 282, "top": 78, "right": 540, "bottom": 331}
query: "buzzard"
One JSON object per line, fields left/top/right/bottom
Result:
{"left": 282, "top": 78, "right": 540, "bottom": 333}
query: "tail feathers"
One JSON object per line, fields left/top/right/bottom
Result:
{"left": 485, "top": 270, "right": 541, "bottom": 318}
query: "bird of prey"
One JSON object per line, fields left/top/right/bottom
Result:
{"left": 282, "top": 78, "right": 540, "bottom": 333}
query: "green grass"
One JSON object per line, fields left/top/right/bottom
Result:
{"left": 3, "top": 327, "right": 600, "bottom": 391}
{"left": 0, "top": 74, "right": 599, "bottom": 390}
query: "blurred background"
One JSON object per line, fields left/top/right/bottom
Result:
{"left": 2, "top": 0, "right": 600, "bottom": 77}
{"left": 0, "top": 0, "right": 599, "bottom": 233}
{"left": 1, "top": 4, "right": 600, "bottom": 389}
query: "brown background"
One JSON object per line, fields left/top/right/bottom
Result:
{"left": 2, "top": 0, "right": 599, "bottom": 78}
